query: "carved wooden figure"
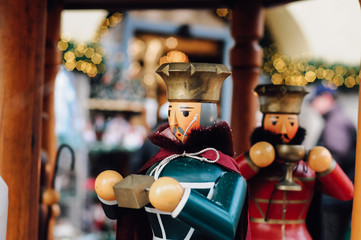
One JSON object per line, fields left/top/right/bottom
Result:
{"left": 236, "top": 84, "right": 354, "bottom": 240}
{"left": 95, "top": 63, "right": 249, "bottom": 240}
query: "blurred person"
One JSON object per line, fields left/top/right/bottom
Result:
{"left": 129, "top": 102, "right": 169, "bottom": 173}
{"left": 310, "top": 84, "right": 356, "bottom": 240}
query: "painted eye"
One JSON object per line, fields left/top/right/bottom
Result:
{"left": 183, "top": 111, "right": 189, "bottom": 117}
{"left": 272, "top": 121, "right": 277, "bottom": 126}
{"left": 290, "top": 122, "right": 294, "bottom": 126}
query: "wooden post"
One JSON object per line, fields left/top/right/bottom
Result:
{"left": 230, "top": 0, "right": 264, "bottom": 156}
{"left": 43, "top": 3, "right": 62, "bottom": 189}
{"left": 40, "top": 3, "right": 63, "bottom": 240}
{"left": 0, "top": 0, "right": 47, "bottom": 239}
{"left": 350, "top": 3, "right": 361, "bottom": 239}
{"left": 351, "top": 75, "right": 361, "bottom": 240}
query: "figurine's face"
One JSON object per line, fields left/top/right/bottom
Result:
{"left": 168, "top": 102, "right": 201, "bottom": 142}
{"left": 263, "top": 113, "right": 299, "bottom": 143}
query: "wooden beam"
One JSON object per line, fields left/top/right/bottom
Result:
{"left": 0, "top": 0, "right": 47, "bottom": 239}
{"left": 230, "top": 0, "right": 264, "bottom": 156}
{"left": 61, "top": 0, "right": 300, "bottom": 10}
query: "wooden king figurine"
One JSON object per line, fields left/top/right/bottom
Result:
{"left": 95, "top": 62, "right": 248, "bottom": 240}
{"left": 236, "top": 84, "right": 354, "bottom": 239}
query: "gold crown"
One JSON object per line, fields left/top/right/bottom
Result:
{"left": 156, "top": 62, "right": 231, "bottom": 103}
{"left": 255, "top": 84, "right": 309, "bottom": 114}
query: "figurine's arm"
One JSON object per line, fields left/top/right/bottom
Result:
{"left": 307, "top": 146, "right": 354, "bottom": 201}
{"left": 317, "top": 160, "right": 354, "bottom": 200}
{"left": 236, "top": 141, "right": 275, "bottom": 180}
{"left": 95, "top": 170, "right": 142, "bottom": 220}
{"left": 150, "top": 172, "right": 247, "bottom": 240}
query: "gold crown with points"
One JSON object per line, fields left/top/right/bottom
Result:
{"left": 255, "top": 84, "right": 309, "bottom": 114}
{"left": 156, "top": 62, "right": 231, "bottom": 103}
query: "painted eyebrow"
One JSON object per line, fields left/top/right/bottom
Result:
{"left": 270, "top": 116, "right": 279, "bottom": 119}
{"left": 288, "top": 117, "right": 297, "bottom": 120}
{"left": 180, "top": 107, "right": 194, "bottom": 109}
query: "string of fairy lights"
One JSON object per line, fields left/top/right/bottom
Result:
{"left": 58, "top": 10, "right": 360, "bottom": 89}
{"left": 263, "top": 44, "right": 360, "bottom": 89}
{"left": 57, "top": 12, "right": 123, "bottom": 77}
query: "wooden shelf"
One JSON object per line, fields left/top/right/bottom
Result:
{"left": 88, "top": 98, "right": 144, "bottom": 113}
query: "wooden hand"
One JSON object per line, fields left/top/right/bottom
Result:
{"left": 149, "top": 177, "right": 184, "bottom": 212}
{"left": 249, "top": 141, "right": 275, "bottom": 168}
{"left": 307, "top": 146, "right": 332, "bottom": 172}
{"left": 95, "top": 170, "right": 123, "bottom": 201}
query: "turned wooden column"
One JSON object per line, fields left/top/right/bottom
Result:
{"left": 0, "top": 0, "right": 47, "bottom": 239}
{"left": 230, "top": 0, "right": 264, "bottom": 156}
{"left": 43, "top": 4, "right": 62, "bottom": 190}
{"left": 39, "top": 3, "right": 63, "bottom": 240}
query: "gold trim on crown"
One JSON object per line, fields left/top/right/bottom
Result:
{"left": 156, "top": 62, "right": 231, "bottom": 103}
{"left": 255, "top": 84, "right": 309, "bottom": 114}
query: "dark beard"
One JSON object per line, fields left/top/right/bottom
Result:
{"left": 250, "top": 126, "right": 306, "bottom": 146}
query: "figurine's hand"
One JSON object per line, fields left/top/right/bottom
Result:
{"left": 95, "top": 170, "right": 123, "bottom": 201}
{"left": 249, "top": 141, "right": 275, "bottom": 168}
{"left": 307, "top": 146, "right": 332, "bottom": 172}
{"left": 149, "top": 177, "right": 184, "bottom": 212}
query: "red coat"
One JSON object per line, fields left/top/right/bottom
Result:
{"left": 236, "top": 153, "right": 353, "bottom": 240}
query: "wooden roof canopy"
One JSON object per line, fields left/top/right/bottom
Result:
{"left": 61, "top": 0, "right": 298, "bottom": 10}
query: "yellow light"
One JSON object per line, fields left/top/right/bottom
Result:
{"left": 85, "top": 48, "right": 95, "bottom": 58}
{"left": 57, "top": 40, "right": 68, "bottom": 51}
{"left": 74, "top": 49, "right": 84, "bottom": 57}
{"left": 216, "top": 8, "right": 229, "bottom": 17}
{"left": 297, "top": 61, "right": 307, "bottom": 72}
{"left": 273, "top": 58, "right": 287, "bottom": 72}
{"left": 64, "top": 51, "right": 75, "bottom": 61}
{"left": 165, "top": 37, "right": 178, "bottom": 49}
{"left": 285, "top": 76, "right": 292, "bottom": 85}
{"left": 96, "top": 47, "right": 106, "bottom": 56}
{"left": 271, "top": 73, "right": 283, "bottom": 85}
{"left": 306, "top": 65, "right": 316, "bottom": 72}
{"left": 76, "top": 43, "right": 87, "bottom": 54}
{"left": 76, "top": 60, "right": 84, "bottom": 71}
{"left": 332, "top": 75, "right": 344, "bottom": 86}
{"left": 102, "top": 18, "right": 110, "bottom": 27}
{"left": 334, "top": 65, "right": 346, "bottom": 76}
{"left": 64, "top": 61, "right": 76, "bottom": 71}
{"left": 88, "top": 66, "right": 98, "bottom": 77}
{"left": 345, "top": 76, "right": 356, "bottom": 88}
{"left": 296, "top": 76, "right": 307, "bottom": 86}
{"left": 316, "top": 68, "right": 326, "bottom": 79}
{"left": 305, "top": 71, "right": 316, "bottom": 82}
{"left": 325, "top": 69, "right": 335, "bottom": 81}
{"left": 346, "top": 68, "right": 356, "bottom": 76}
{"left": 91, "top": 53, "right": 102, "bottom": 64}
{"left": 264, "top": 61, "right": 274, "bottom": 73}
{"left": 109, "top": 14, "right": 123, "bottom": 27}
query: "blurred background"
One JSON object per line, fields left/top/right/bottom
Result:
{"left": 52, "top": 0, "right": 360, "bottom": 239}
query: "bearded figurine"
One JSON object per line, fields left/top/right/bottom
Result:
{"left": 236, "top": 84, "right": 354, "bottom": 240}
{"left": 95, "top": 62, "right": 248, "bottom": 240}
